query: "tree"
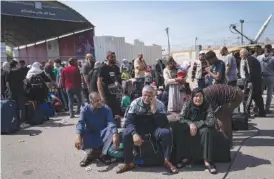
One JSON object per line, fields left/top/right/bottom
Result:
{"left": 6, "top": 49, "right": 13, "bottom": 61}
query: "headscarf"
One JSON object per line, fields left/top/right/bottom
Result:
{"left": 180, "top": 61, "right": 191, "bottom": 72}
{"left": 94, "top": 61, "right": 102, "bottom": 69}
{"left": 2, "top": 62, "right": 10, "bottom": 72}
{"left": 26, "top": 62, "right": 43, "bottom": 79}
{"left": 189, "top": 88, "right": 208, "bottom": 119}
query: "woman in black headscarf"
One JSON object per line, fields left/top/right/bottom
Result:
{"left": 170, "top": 88, "right": 217, "bottom": 174}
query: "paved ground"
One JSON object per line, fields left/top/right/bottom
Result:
{"left": 1, "top": 97, "right": 274, "bottom": 179}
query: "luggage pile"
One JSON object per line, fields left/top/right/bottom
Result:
{"left": 1, "top": 99, "right": 55, "bottom": 135}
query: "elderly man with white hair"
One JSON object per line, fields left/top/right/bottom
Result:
{"left": 240, "top": 48, "right": 266, "bottom": 117}
{"left": 116, "top": 85, "right": 178, "bottom": 174}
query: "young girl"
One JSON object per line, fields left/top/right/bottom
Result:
{"left": 121, "top": 67, "right": 131, "bottom": 80}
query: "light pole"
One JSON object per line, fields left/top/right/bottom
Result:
{"left": 165, "top": 27, "right": 171, "bottom": 55}
{"left": 240, "top": 19, "right": 244, "bottom": 45}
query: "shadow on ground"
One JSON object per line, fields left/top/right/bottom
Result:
{"left": 233, "top": 128, "right": 274, "bottom": 147}
{"left": 11, "top": 115, "right": 75, "bottom": 136}
{"left": 129, "top": 150, "right": 271, "bottom": 176}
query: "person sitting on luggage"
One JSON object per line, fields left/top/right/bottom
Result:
{"left": 203, "top": 84, "right": 244, "bottom": 144}
{"left": 75, "top": 92, "right": 120, "bottom": 167}
{"left": 116, "top": 85, "right": 178, "bottom": 174}
{"left": 172, "top": 88, "right": 218, "bottom": 174}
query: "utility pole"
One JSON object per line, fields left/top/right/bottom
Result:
{"left": 240, "top": 19, "right": 244, "bottom": 45}
{"left": 194, "top": 37, "right": 198, "bottom": 50}
{"left": 165, "top": 27, "right": 171, "bottom": 55}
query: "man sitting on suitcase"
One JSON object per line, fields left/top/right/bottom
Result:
{"left": 75, "top": 92, "right": 120, "bottom": 167}
{"left": 116, "top": 85, "right": 178, "bottom": 174}
{"left": 203, "top": 84, "right": 244, "bottom": 145}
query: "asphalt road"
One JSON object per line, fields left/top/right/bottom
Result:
{"left": 1, "top": 97, "right": 274, "bottom": 179}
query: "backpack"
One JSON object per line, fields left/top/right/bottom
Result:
{"left": 30, "top": 74, "right": 45, "bottom": 89}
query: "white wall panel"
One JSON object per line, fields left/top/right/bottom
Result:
{"left": 47, "top": 39, "right": 60, "bottom": 59}
{"left": 94, "top": 36, "right": 162, "bottom": 65}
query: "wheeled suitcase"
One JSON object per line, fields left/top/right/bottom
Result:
{"left": 212, "top": 131, "right": 231, "bottom": 163}
{"left": 25, "top": 101, "right": 36, "bottom": 123}
{"left": 1, "top": 100, "right": 20, "bottom": 134}
{"left": 26, "top": 104, "right": 47, "bottom": 125}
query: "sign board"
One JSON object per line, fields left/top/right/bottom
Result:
{"left": 1, "top": 42, "right": 7, "bottom": 62}
{"left": 75, "top": 29, "right": 95, "bottom": 58}
{"left": 1, "top": 1, "right": 86, "bottom": 22}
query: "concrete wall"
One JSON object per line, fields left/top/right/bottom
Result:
{"left": 171, "top": 42, "right": 274, "bottom": 65}
{"left": 94, "top": 36, "right": 162, "bottom": 65}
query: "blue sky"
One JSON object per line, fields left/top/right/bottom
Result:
{"left": 63, "top": 1, "right": 274, "bottom": 51}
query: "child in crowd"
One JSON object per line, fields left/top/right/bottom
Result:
{"left": 121, "top": 90, "right": 131, "bottom": 115}
{"left": 121, "top": 67, "right": 131, "bottom": 80}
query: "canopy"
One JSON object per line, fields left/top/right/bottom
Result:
{"left": 1, "top": 1, "right": 94, "bottom": 47}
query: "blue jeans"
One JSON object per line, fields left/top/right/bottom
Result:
{"left": 66, "top": 88, "right": 83, "bottom": 115}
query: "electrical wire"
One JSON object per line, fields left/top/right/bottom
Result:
{"left": 221, "top": 125, "right": 261, "bottom": 179}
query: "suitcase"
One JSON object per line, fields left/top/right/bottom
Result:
{"left": 134, "top": 134, "right": 164, "bottom": 166}
{"left": 232, "top": 113, "right": 249, "bottom": 131}
{"left": 1, "top": 100, "right": 20, "bottom": 134}
{"left": 25, "top": 101, "right": 36, "bottom": 123}
{"left": 26, "top": 105, "right": 47, "bottom": 125}
{"left": 40, "top": 103, "right": 55, "bottom": 117}
{"left": 212, "top": 131, "right": 231, "bottom": 163}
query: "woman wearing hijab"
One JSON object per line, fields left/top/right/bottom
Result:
{"left": 26, "top": 62, "right": 50, "bottom": 103}
{"left": 1, "top": 62, "right": 10, "bottom": 99}
{"left": 170, "top": 88, "right": 217, "bottom": 174}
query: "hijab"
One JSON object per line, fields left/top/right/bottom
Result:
{"left": 189, "top": 88, "right": 208, "bottom": 119}
{"left": 26, "top": 62, "right": 43, "bottom": 79}
{"left": 2, "top": 62, "right": 10, "bottom": 72}
{"left": 179, "top": 61, "right": 191, "bottom": 72}
{"left": 94, "top": 61, "right": 102, "bottom": 69}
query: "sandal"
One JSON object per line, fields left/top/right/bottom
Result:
{"left": 99, "top": 155, "right": 112, "bottom": 165}
{"left": 116, "top": 163, "right": 135, "bottom": 174}
{"left": 176, "top": 158, "right": 191, "bottom": 169}
{"left": 80, "top": 156, "right": 94, "bottom": 167}
{"left": 205, "top": 163, "right": 217, "bottom": 174}
{"left": 164, "top": 160, "right": 179, "bottom": 174}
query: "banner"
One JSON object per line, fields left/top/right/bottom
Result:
{"left": 75, "top": 29, "right": 95, "bottom": 59}
{"left": 1, "top": 1, "right": 87, "bottom": 22}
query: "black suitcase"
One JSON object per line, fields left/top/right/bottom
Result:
{"left": 25, "top": 101, "right": 36, "bottom": 123}
{"left": 232, "top": 113, "right": 248, "bottom": 131}
{"left": 134, "top": 134, "right": 164, "bottom": 166}
{"left": 1, "top": 100, "right": 20, "bottom": 134}
{"left": 26, "top": 104, "right": 47, "bottom": 125}
{"left": 213, "top": 131, "right": 231, "bottom": 163}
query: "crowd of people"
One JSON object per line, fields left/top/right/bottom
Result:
{"left": 1, "top": 44, "right": 273, "bottom": 175}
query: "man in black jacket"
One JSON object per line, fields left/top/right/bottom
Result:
{"left": 155, "top": 59, "right": 165, "bottom": 88}
{"left": 240, "top": 48, "right": 266, "bottom": 117}
{"left": 116, "top": 85, "right": 178, "bottom": 174}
